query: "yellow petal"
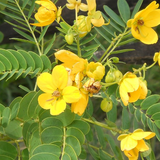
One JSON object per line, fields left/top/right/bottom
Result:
{"left": 66, "top": 3, "right": 75, "bottom": 10}
{"left": 139, "top": 80, "right": 147, "bottom": 99}
{"left": 50, "top": 99, "right": 66, "bottom": 115}
{"left": 121, "top": 135, "right": 137, "bottom": 151}
{"left": 117, "top": 134, "right": 128, "bottom": 141}
{"left": 124, "top": 148, "right": 139, "bottom": 160}
{"left": 128, "top": 86, "right": 141, "bottom": 103}
{"left": 91, "top": 11, "right": 104, "bottom": 27}
{"left": 87, "top": 0, "right": 96, "bottom": 11}
{"left": 52, "top": 65, "right": 68, "bottom": 90}
{"left": 144, "top": 10, "right": 160, "bottom": 27}
{"left": 37, "top": 72, "right": 56, "bottom": 93}
{"left": 62, "top": 86, "right": 81, "bottom": 103}
{"left": 127, "top": 19, "right": 133, "bottom": 28}
{"left": 131, "top": 129, "right": 155, "bottom": 140}
{"left": 71, "top": 92, "right": 89, "bottom": 115}
{"left": 79, "top": 3, "right": 88, "bottom": 11}
{"left": 55, "top": 50, "right": 80, "bottom": 67}
{"left": 119, "top": 85, "right": 129, "bottom": 106}
{"left": 38, "top": 93, "right": 54, "bottom": 109}
{"left": 136, "top": 140, "right": 149, "bottom": 152}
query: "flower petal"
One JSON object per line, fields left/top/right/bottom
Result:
{"left": 37, "top": 72, "right": 56, "bottom": 93}
{"left": 124, "top": 148, "right": 139, "bottom": 160}
{"left": 62, "top": 86, "right": 81, "bottom": 103}
{"left": 50, "top": 99, "right": 66, "bottom": 115}
{"left": 128, "top": 86, "right": 141, "bottom": 103}
{"left": 52, "top": 65, "right": 68, "bottom": 90}
{"left": 121, "top": 135, "right": 137, "bottom": 151}
{"left": 71, "top": 92, "right": 89, "bottom": 115}
{"left": 38, "top": 93, "right": 54, "bottom": 109}
{"left": 136, "top": 140, "right": 149, "bottom": 152}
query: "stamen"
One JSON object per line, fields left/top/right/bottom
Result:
{"left": 137, "top": 20, "right": 144, "bottom": 26}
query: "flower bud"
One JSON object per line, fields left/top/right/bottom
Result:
{"left": 114, "top": 70, "right": 123, "bottom": 83}
{"left": 105, "top": 70, "right": 115, "bottom": 83}
{"left": 112, "top": 57, "right": 119, "bottom": 63}
{"left": 65, "top": 33, "right": 74, "bottom": 45}
{"left": 100, "top": 98, "right": 113, "bottom": 112}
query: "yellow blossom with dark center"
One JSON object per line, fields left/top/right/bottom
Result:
{"left": 118, "top": 129, "right": 155, "bottom": 160}
{"left": 127, "top": 1, "right": 160, "bottom": 44}
{"left": 37, "top": 65, "right": 81, "bottom": 115}
{"left": 119, "top": 72, "right": 147, "bottom": 106}
{"left": 30, "top": 0, "right": 58, "bottom": 27}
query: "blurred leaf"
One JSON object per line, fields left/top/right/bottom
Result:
{"left": 117, "top": 0, "right": 130, "bottom": 23}
{"left": 103, "top": 5, "right": 125, "bottom": 27}
{"left": 30, "top": 153, "right": 59, "bottom": 160}
{"left": 131, "top": 0, "right": 143, "bottom": 18}
{"left": 141, "top": 94, "right": 160, "bottom": 110}
{"left": 4, "top": 120, "right": 22, "bottom": 139}
{"left": 21, "top": 148, "right": 29, "bottom": 160}
{"left": 99, "top": 149, "right": 115, "bottom": 160}
{"left": 122, "top": 107, "right": 130, "bottom": 129}
{"left": 146, "top": 103, "right": 160, "bottom": 115}
{"left": 0, "top": 31, "right": 4, "bottom": 43}
{"left": 0, "top": 141, "right": 17, "bottom": 159}
{"left": 2, "top": 107, "right": 11, "bottom": 128}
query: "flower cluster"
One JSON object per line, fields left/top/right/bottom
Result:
{"left": 37, "top": 50, "right": 105, "bottom": 116}
{"left": 118, "top": 129, "right": 155, "bottom": 160}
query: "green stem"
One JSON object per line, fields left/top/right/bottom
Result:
{"left": 61, "top": 127, "right": 66, "bottom": 160}
{"left": 99, "top": 27, "right": 129, "bottom": 64}
{"left": 82, "top": 118, "right": 123, "bottom": 134}
{"left": 14, "top": 0, "right": 42, "bottom": 56}
{"left": 41, "top": 27, "right": 44, "bottom": 54}
{"left": 77, "top": 37, "right": 81, "bottom": 57}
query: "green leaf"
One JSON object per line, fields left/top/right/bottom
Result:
{"left": 4, "top": 120, "right": 22, "bottom": 139}
{"left": 0, "top": 141, "right": 17, "bottom": 159}
{"left": 0, "top": 31, "right": 4, "bottom": 43}
{"left": 56, "top": 108, "right": 75, "bottom": 126}
{"left": 21, "top": 148, "right": 29, "bottom": 160}
{"left": 30, "top": 153, "right": 59, "bottom": 160}
{"left": 117, "top": 0, "right": 130, "bottom": 23}
{"left": 141, "top": 94, "right": 160, "bottom": 110}
{"left": 151, "top": 112, "right": 160, "bottom": 121}
{"left": 32, "top": 144, "right": 61, "bottom": 157}
{"left": 141, "top": 112, "right": 147, "bottom": 128}
{"left": 152, "top": 123, "right": 160, "bottom": 141}
{"left": 27, "top": 0, "right": 36, "bottom": 19}
{"left": 13, "top": 28, "right": 34, "bottom": 42}
{"left": 2, "top": 107, "right": 11, "bottom": 128}
{"left": 0, "top": 61, "right": 5, "bottom": 72}
{"left": 40, "top": 55, "right": 52, "bottom": 71}
{"left": 146, "top": 103, "right": 160, "bottom": 115}
{"left": 64, "top": 144, "right": 78, "bottom": 160}
{"left": 66, "top": 135, "right": 81, "bottom": 156}
{"left": 44, "top": 33, "right": 56, "bottom": 55}
{"left": 105, "top": 134, "right": 123, "bottom": 160}
{"left": 41, "top": 117, "right": 63, "bottom": 129}
{"left": 68, "top": 120, "right": 90, "bottom": 135}
{"left": 128, "top": 104, "right": 135, "bottom": 114}
{"left": 0, "top": 54, "right": 12, "bottom": 70}
{"left": 18, "top": 50, "right": 35, "bottom": 70}
{"left": 134, "top": 109, "right": 141, "bottom": 122}
{"left": 19, "top": 85, "right": 31, "bottom": 93}
{"left": 95, "top": 125, "right": 106, "bottom": 149}
{"left": 9, "top": 49, "right": 27, "bottom": 69}
{"left": 110, "top": 49, "right": 134, "bottom": 55}
{"left": 29, "top": 51, "right": 44, "bottom": 72}
{"left": 88, "top": 145, "right": 100, "bottom": 160}
{"left": 17, "top": 91, "right": 36, "bottom": 120}
{"left": 9, "top": 97, "right": 22, "bottom": 109}
{"left": 66, "top": 127, "right": 85, "bottom": 145}
{"left": 38, "top": 25, "right": 50, "bottom": 42}
{"left": 122, "top": 107, "right": 130, "bottom": 129}
{"left": 103, "top": 5, "right": 125, "bottom": 27}
{"left": 80, "top": 34, "right": 97, "bottom": 45}
{"left": 41, "top": 126, "right": 63, "bottom": 143}
{"left": 10, "top": 102, "right": 20, "bottom": 120}
{"left": 99, "top": 149, "right": 114, "bottom": 160}
{"left": 131, "top": 0, "right": 143, "bottom": 18}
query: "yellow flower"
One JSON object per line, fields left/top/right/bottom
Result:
{"left": 118, "top": 129, "right": 155, "bottom": 160}
{"left": 66, "top": 0, "right": 88, "bottom": 12}
{"left": 127, "top": 1, "right": 160, "bottom": 44}
{"left": 86, "top": 62, "right": 105, "bottom": 80}
{"left": 37, "top": 65, "right": 81, "bottom": 115}
{"left": 55, "top": 50, "right": 88, "bottom": 80}
{"left": 86, "top": 0, "right": 105, "bottom": 27}
{"left": 153, "top": 51, "right": 160, "bottom": 66}
{"left": 31, "top": 0, "right": 57, "bottom": 27}
{"left": 71, "top": 90, "right": 89, "bottom": 116}
{"left": 119, "top": 72, "right": 147, "bottom": 106}
{"left": 75, "top": 15, "right": 92, "bottom": 37}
